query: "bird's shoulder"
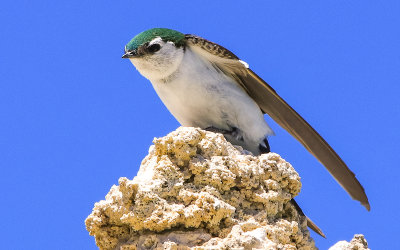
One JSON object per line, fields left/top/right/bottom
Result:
{"left": 185, "top": 34, "right": 239, "bottom": 60}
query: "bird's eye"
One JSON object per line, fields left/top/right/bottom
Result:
{"left": 147, "top": 44, "right": 161, "bottom": 53}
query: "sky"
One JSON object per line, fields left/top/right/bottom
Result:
{"left": 1, "top": 1, "right": 399, "bottom": 249}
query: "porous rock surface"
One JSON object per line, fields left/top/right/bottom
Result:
{"left": 85, "top": 127, "right": 317, "bottom": 249}
{"left": 329, "top": 234, "right": 369, "bottom": 250}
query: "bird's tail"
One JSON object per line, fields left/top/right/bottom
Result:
{"left": 258, "top": 138, "right": 271, "bottom": 154}
{"left": 290, "top": 199, "right": 326, "bottom": 238}
{"left": 306, "top": 216, "right": 326, "bottom": 238}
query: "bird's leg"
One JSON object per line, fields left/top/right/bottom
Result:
{"left": 204, "top": 126, "right": 229, "bottom": 134}
{"left": 204, "top": 126, "right": 244, "bottom": 141}
{"left": 230, "top": 127, "right": 244, "bottom": 141}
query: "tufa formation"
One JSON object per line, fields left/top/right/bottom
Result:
{"left": 85, "top": 127, "right": 368, "bottom": 250}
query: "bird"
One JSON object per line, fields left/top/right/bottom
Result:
{"left": 122, "top": 28, "right": 370, "bottom": 237}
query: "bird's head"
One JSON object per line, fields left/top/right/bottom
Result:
{"left": 123, "top": 28, "right": 186, "bottom": 81}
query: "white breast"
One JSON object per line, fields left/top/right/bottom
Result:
{"left": 149, "top": 47, "right": 273, "bottom": 153}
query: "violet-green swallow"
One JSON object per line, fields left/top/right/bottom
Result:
{"left": 122, "top": 28, "right": 369, "bottom": 235}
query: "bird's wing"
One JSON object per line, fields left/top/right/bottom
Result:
{"left": 185, "top": 34, "right": 370, "bottom": 210}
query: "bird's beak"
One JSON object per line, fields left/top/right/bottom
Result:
{"left": 122, "top": 50, "right": 137, "bottom": 59}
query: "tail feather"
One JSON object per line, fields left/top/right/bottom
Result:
{"left": 306, "top": 216, "right": 326, "bottom": 238}
{"left": 290, "top": 199, "right": 325, "bottom": 238}
{"left": 259, "top": 138, "right": 270, "bottom": 154}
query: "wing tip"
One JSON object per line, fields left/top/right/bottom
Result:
{"left": 362, "top": 202, "right": 371, "bottom": 211}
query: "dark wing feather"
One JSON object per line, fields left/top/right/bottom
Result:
{"left": 185, "top": 34, "right": 239, "bottom": 60}
{"left": 186, "top": 34, "right": 370, "bottom": 210}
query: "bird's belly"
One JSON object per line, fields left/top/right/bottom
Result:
{"left": 151, "top": 73, "right": 273, "bottom": 145}
{"left": 154, "top": 80, "right": 226, "bottom": 127}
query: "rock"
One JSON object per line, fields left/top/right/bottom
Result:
{"left": 85, "top": 127, "right": 317, "bottom": 249}
{"left": 329, "top": 234, "right": 369, "bottom": 250}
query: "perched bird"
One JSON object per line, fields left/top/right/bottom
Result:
{"left": 122, "top": 28, "right": 369, "bottom": 236}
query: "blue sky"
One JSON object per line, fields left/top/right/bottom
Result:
{"left": 1, "top": 1, "right": 399, "bottom": 249}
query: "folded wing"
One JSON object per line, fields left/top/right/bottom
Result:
{"left": 185, "top": 34, "right": 370, "bottom": 210}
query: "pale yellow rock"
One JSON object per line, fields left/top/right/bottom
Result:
{"left": 329, "top": 234, "right": 369, "bottom": 250}
{"left": 85, "top": 127, "right": 315, "bottom": 249}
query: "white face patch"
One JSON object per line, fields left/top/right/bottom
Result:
{"left": 149, "top": 37, "right": 163, "bottom": 46}
{"left": 129, "top": 38, "right": 185, "bottom": 81}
